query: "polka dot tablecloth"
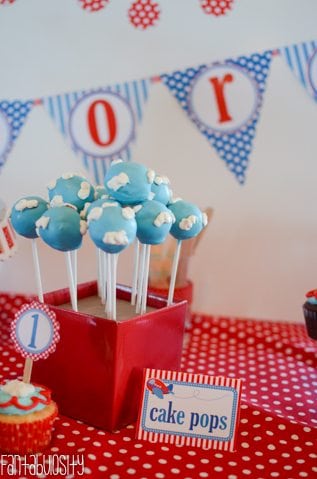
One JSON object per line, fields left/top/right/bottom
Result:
{"left": 0, "top": 293, "right": 316, "bottom": 479}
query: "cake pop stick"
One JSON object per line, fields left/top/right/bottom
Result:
{"left": 31, "top": 239, "right": 44, "bottom": 302}
{"left": 85, "top": 198, "right": 121, "bottom": 303}
{"left": 136, "top": 242, "right": 147, "bottom": 314}
{"left": 141, "top": 244, "right": 151, "bottom": 314}
{"left": 167, "top": 239, "right": 182, "bottom": 306}
{"left": 11, "top": 196, "right": 49, "bottom": 302}
{"left": 105, "top": 252, "right": 112, "bottom": 318}
{"left": 134, "top": 200, "right": 174, "bottom": 314}
{"left": 111, "top": 253, "right": 118, "bottom": 320}
{"left": 71, "top": 249, "right": 78, "bottom": 301}
{"left": 36, "top": 205, "right": 87, "bottom": 311}
{"left": 87, "top": 203, "right": 137, "bottom": 320}
{"left": 65, "top": 250, "right": 78, "bottom": 311}
{"left": 131, "top": 240, "right": 140, "bottom": 306}
{"left": 167, "top": 200, "right": 208, "bottom": 305}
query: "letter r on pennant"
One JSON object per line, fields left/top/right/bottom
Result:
{"left": 208, "top": 73, "right": 234, "bottom": 124}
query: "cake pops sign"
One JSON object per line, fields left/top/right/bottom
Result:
{"left": 69, "top": 91, "right": 135, "bottom": 158}
{"left": 137, "top": 369, "right": 243, "bottom": 451}
{"left": 189, "top": 64, "right": 260, "bottom": 133}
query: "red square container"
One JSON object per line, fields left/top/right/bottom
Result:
{"left": 32, "top": 281, "right": 187, "bottom": 431}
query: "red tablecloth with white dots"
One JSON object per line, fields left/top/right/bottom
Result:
{"left": 0, "top": 293, "right": 316, "bottom": 479}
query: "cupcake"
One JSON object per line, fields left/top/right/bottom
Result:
{"left": 0, "top": 379, "right": 58, "bottom": 453}
{"left": 303, "top": 289, "right": 317, "bottom": 340}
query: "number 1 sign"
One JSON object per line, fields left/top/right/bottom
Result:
{"left": 11, "top": 302, "right": 60, "bottom": 382}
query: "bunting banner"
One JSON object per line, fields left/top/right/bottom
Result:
{"left": 42, "top": 80, "right": 151, "bottom": 184}
{"left": 0, "top": 40, "right": 316, "bottom": 185}
{"left": 161, "top": 51, "right": 273, "bottom": 184}
{"left": 0, "top": 100, "right": 34, "bottom": 172}
{"left": 279, "top": 40, "right": 317, "bottom": 101}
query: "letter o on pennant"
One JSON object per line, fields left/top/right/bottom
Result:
{"left": 308, "top": 49, "right": 317, "bottom": 95}
{"left": 0, "top": 110, "right": 11, "bottom": 160}
{"left": 188, "top": 64, "right": 260, "bottom": 133}
{"left": 69, "top": 91, "right": 135, "bottom": 158}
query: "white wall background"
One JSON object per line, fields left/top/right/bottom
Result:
{"left": 0, "top": 0, "right": 316, "bottom": 322}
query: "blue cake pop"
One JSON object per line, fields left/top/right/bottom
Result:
{"left": 11, "top": 196, "right": 49, "bottom": 239}
{"left": 36, "top": 206, "right": 87, "bottom": 252}
{"left": 81, "top": 198, "right": 120, "bottom": 221}
{"left": 94, "top": 185, "right": 109, "bottom": 200}
{"left": 47, "top": 173, "right": 95, "bottom": 212}
{"left": 88, "top": 203, "right": 137, "bottom": 254}
{"left": 168, "top": 200, "right": 205, "bottom": 240}
{"left": 104, "top": 160, "right": 155, "bottom": 205}
{"left": 134, "top": 200, "right": 174, "bottom": 245}
{"left": 151, "top": 175, "right": 172, "bottom": 205}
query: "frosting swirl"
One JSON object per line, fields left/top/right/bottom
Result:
{"left": 0, "top": 380, "right": 51, "bottom": 416}
{"left": 306, "top": 289, "right": 317, "bottom": 305}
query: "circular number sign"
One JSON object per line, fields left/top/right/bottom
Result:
{"left": 11, "top": 302, "right": 60, "bottom": 360}
{"left": 308, "top": 49, "right": 317, "bottom": 95}
{"left": 69, "top": 91, "right": 135, "bottom": 158}
{"left": 188, "top": 63, "right": 260, "bottom": 134}
{"left": 0, "top": 110, "right": 11, "bottom": 159}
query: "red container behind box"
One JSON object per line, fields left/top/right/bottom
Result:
{"left": 32, "top": 281, "right": 187, "bottom": 431}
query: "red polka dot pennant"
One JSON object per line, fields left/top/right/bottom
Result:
{"left": 0, "top": 0, "right": 16, "bottom": 5}
{"left": 200, "top": 0, "right": 234, "bottom": 17}
{"left": 78, "top": 0, "right": 109, "bottom": 13}
{"left": 128, "top": 0, "right": 160, "bottom": 30}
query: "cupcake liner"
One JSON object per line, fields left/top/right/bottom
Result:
{"left": 0, "top": 403, "right": 57, "bottom": 454}
{"left": 303, "top": 306, "right": 317, "bottom": 340}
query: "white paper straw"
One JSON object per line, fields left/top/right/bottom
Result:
{"left": 136, "top": 243, "right": 146, "bottom": 314}
{"left": 131, "top": 240, "right": 140, "bottom": 306}
{"left": 97, "top": 248, "right": 103, "bottom": 301}
{"left": 105, "top": 252, "right": 112, "bottom": 318}
{"left": 31, "top": 239, "right": 44, "bottom": 302}
{"left": 65, "top": 251, "right": 78, "bottom": 311}
{"left": 167, "top": 239, "right": 182, "bottom": 306}
{"left": 112, "top": 254, "right": 118, "bottom": 320}
{"left": 71, "top": 249, "right": 77, "bottom": 307}
{"left": 103, "top": 251, "right": 107, "bottom": 306}
{"left": 141, "top": 244, "right": 151, "bottom": 315}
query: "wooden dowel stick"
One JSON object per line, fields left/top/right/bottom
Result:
{"left": 23, "top": 357, "right": 33, "bottom": 384}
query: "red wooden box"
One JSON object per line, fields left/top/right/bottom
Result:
{"left": 32, "top": 281, "right": 187, "bottom": 431}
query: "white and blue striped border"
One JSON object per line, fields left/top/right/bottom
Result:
{"left": 42, "top": 79, "right": 151, "bottom": 184}
{"left": 280, "top": 40, "right": 317, "bottom": 99}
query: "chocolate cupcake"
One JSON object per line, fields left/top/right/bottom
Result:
{"left": 303, "top": 289, "right": 317, "bottom": 340}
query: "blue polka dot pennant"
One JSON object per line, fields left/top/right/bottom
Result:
{"left": 161, "top": 51, "right": 273, "bottom": 184}
{"left": 0, "top": 100, "right": 34, "bottom": 171}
